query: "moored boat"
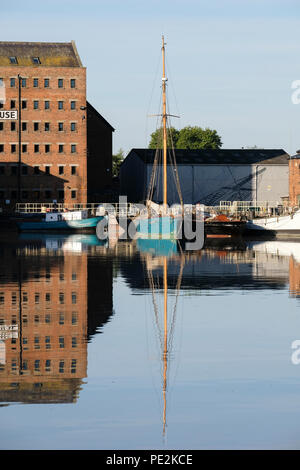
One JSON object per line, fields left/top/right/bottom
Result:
{"left": 16, "top": 209, "right": 105, "bottom": 232}
{"left": 204, "top": 213, "right": 246, "bottom": 236}
{"left": 135, "top": 36, "right": 183, "bottom": 241}
{"left": 245, "top": 210, "right": 300, "bottom": 236}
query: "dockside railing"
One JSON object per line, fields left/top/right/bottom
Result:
{"left": 15, "top": 200, "right": 296, "bottom": 218}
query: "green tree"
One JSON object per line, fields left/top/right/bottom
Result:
{"left": 148, "top": 126, "right": 180, "bottom": 149}
{"left": 176, "top": 126, "right": 222, "bottom": 149}
{"left": 112, "top": 148, "right": 124, "bottom": 177}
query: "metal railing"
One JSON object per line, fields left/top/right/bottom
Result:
{"left": 15, "top": 200, "right": 295, "bottom": 219}
{"left": 15, "top": 202, "right": 142, "bottom": 216}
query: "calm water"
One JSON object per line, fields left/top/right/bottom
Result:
{"left": 1, "top": 233, "right": 300, "bottom": 449}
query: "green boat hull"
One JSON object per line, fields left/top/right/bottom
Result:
{"left": 17, "top": 216, "right": 104, "bottom": 231}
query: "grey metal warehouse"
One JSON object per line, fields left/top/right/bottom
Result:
{"left": 120, "top": 148, "right": 289, "bottom": 206}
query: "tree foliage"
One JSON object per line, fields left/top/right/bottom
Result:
{"left": 148, "top": 126, "right": 222, "bottom": 150}
{"left": 112, "top": 148, "right": 124, "bottom": 177}
{"left": 148, "top": 127, "right": 180, "bottom": 149}
{"left": 176, "top": 126, "right": 222, "bottom": 149}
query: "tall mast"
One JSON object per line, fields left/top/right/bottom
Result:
{"left": 162, "top": 256, "right": 168, "bottom": 436}
{"left": 162, "top": 36, "right": 167, "bottom": 207}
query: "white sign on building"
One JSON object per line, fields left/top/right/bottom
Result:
{"left": 0, "top": 110, "right": 18, "bottom": 120}
{"left": 0, "top": 324, "right": 18, "bottom": 340}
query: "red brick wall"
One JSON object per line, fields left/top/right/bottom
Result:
{"left": 0, "top": 65, "right": 87, "bottom": 205}
{"left": 289, "top": 158, "right": 300, "bottom": 207}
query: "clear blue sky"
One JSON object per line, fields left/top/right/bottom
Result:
{"left": 2, "top": 0, "right": 300, "bottom": 155}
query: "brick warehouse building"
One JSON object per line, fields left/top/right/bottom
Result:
{"left": 0, "top": 41, "right": 114, "bottom": 207}
{"left": 289, "top": 151, "right": 300, "bottom": 206}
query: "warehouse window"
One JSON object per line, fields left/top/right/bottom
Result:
{"left": 34, "top": 144, "right": 39, "bottom": 153}
{"left": 70, "top": 101, "right": 76, "bottom": 110}
{"left": 58, "top": 101, "right": 64, "bottom": 110}
{"left": 11, "top": 144, "right": 16, "bottom": 153}
{"left": 33, "top": 122, "right": 39, "bottom": 131}
{"left": 71, "top": 144, "right": 76, "bottom": 153}
{"left": 22, "top": 122, "right": 27, "bottom": 131}
{"left": 10, "top": 100, "right": 16, "bottom": 109}
{"left": 32, "top": 57, "right": 40, "bottom": 65}
{"left": 70, "top": 122, "right": 76, "bottom": 132}
{"left": 71, "top": 166, "right": 76, "bottom": 175}
{"left": 33, "top": 78, "right": 38, "bottom": 87}
{"left": 21, "top": 100, "right": 27, "bottom": 109}
{"left": 9, "top": 57, "right": 17, "bottom": 64}
{"left": 70, "top": 79, "right": 76, "bottom": 88}
{"left": 0, "top": 144, "right": 3, "bottom": 152}
{"left": 21, "top": 78, "right": 26, "bottom": 88}
{"left": 45, "top": 144, "right": 50, "bottom": 153}
{"left": 44, "top": 78, "right": 49, "bottom": 88}
{"left": 71, "top": 190, "right": 77, "bottom": 199}
{"left": 58, "top": 166, "right": 64, "bottom": 175}
{"left": 58, "top": 79, "right": 63, "bottom": 88}
{"left": 45, "top": 122, "right": 50, "bottom": 131}
{"left": 10, "top": 78, "right": 15, "bottom": 87}
{"left": 44, "top": 101, "right": 50, "bottom": 110}
{"left": 33, "top": 100, "right": 39, "bottom": 109}
{"left": 58, "top": 122, "right": 63, "bottom": 131}
{"left": 11, "top": 122, "right": 16, "bottom": 131}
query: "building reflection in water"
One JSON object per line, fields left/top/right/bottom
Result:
{"left": 0, "top": 234, "right": 113, "bottom": 405}
{"left": 2, "top": 233, "right": 300, "bottom": 412}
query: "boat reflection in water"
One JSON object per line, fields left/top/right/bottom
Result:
{"left": 0, "top": 233, "right": 113, "bottom": 405}
{"left": 136, "top": 238, "right": 184, "bottom": 438}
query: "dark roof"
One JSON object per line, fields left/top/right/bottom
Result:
{"left": 128, "top": 148, "right": 289, "bottom": 165}
{"left": 0, "top": 41, "right": 82, "bottom": 67}
{"left": 290, "top": 153, "right": 300, "bottom": 159}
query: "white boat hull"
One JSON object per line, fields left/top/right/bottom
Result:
{"left": 246, "top": 210, "right": 300, "bottom": 234}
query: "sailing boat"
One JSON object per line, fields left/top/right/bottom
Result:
{"left": 135, "top": 36, "right": 183, "bottom": 240}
